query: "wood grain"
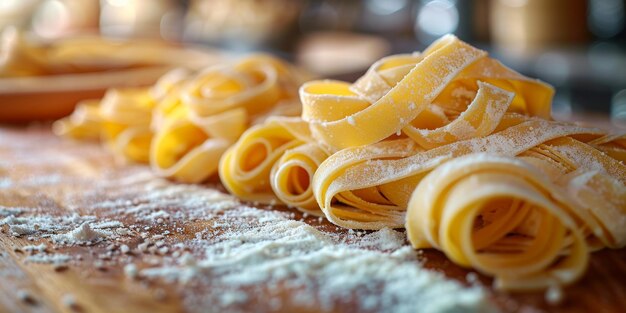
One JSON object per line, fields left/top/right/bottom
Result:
{"left": 0, "top": 125, "right": 624, "bottom": 313}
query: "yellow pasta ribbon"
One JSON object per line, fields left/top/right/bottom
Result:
{"left": 55, "top": 34, "right": 626, "bottom": 292}
{"left": 150, "top": 68, "right": 193, "bottom": 130}
{"left": 406, "top": 154, "right": 591, "bottom": 290}
{"left": 55, "top": 68, "right": 185, "bottom": 163}
{"left": 307, "top": 35, "right": 625, "bottom": 292}
{"left": 58, "top": 55, "right": 304, "bottom": 182}
{"left": 270, "top": 142, "right": 330, "bottom": 215}
{"left": 300, "top": 34, "right": 554, "bottom": 151}
{"left": 313, "top": 118, "right": 608, "bottom": 229}
{"left": 150, "top": 55, "right": 303, "bottom": 183}
{"left": 406, "top": 142, "right": 625, "bottom": 290}
{"left": 219, "top": 117, "right": 319, "bottom": 205}
{"left": 151, "top": 108, "right": 246, "bottom": 183}
{"left": 53, "top": 99, "right": 102, "bottom": 140}
{"left": 181, "top": 55, "right": 300, "bottom": 117}
{"left": 0, "top": 27, "right": 214, "bottom": 77}
{"left": 98, "top": 88, "right": 156, "bottom": 163}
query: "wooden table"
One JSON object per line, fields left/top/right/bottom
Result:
{"left": 0, "top": 125, "right": 624, "bottom": 313}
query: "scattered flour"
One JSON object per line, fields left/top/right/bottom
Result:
{"left": 451, "top": 86, "right": 477, "bottom": 99}
{"left": 545, "top": 286, "right": 563, "bottom": 305}
{"left": 347, "top": 115, "right": 356, "bottom": 126}
{"left": 26, "top": 253, "right": 71, "bottom": 265}
{"left": 0, "top": 177, "right": 495, "bottom": 313}
{"left": 124, "top": 263, "right": 138, "bottom": 279}
{"left": 1, "top": 214, "right": 95, "bottom": 237}
{"left": 0, "top": 177, "right": 12, "bottom": 188}
{"left": 17, "top": 289, "right": 35, "bottom": 304}
{"left": 92, "top": 221, "right": 125, "bottom": 229}
{"left": 61, "top": 293, "right": 78, "bottom": 310}
{"left": 447, "top": 119, "right": 477, "bottom": 138}
{"left": 0, "top": 206, "right": 21, "bottom": 217}
{"left": 120, "top": 244, "right": 130, "bottom": 254}
{"left": 0, "top": 212, "right": 126, "bottom": 245}
{"left": 22, "top": 243, "right": 47, "bottom": 253}
{"left": 0, "top": 129, "right": 495, "bottom": 313}
{"left": 138, "top": 206, "right": 494, "bottom": 313}
{"left": 53, "top": 223, "right": 109, "bottom": 244}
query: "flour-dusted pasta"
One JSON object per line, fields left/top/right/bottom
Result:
{"left": 408, "top": 155, "right": 588, "bottom": 291}
{"left": 55, "top": 87, "right": 156, "bottom": 163}
{"left": 304, "top": 35, "right": 626, "bottom": 292}
{"left": 219, "top": 117, "right": 324, "bottom": 209}
{"left": 56, "top": 34, "right": 626, "bottom": 293}
{"left": 312, "top": 118, "right": 611, "bottom": 229}
{"left": 53, "top": 99, "right": 102, "bottom": 140}
{"left": 300, "top": 35, "right": 554, "bottom": 152}
{"left": 151, "top": 108, "right": 246, "bottom": 183}
{"left": 305, "top": 33, "right": 557, "bottom": 230}
{"left": 55, "top": 68, "right": 187, "bottom": 164}
{"left": 98, "top": 88, "right": 156, "bottom": 163}
{"left": 57, "top": 55, "right": 305, "bottom": 182}
{"left": 269, "top": 142, "right": 330, "bottom": 215}
{"left": 150, "top": 55, "right": 304, "bottom": 183}
{"left": 219, "top": 112, "right": 330, "bottom": 214}
{"left": 0, "top": 27, "right": 214, "bottom": 77}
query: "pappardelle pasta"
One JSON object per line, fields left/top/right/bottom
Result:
{"left": 57, "top": 34, "right": 626, "bottom": 293}
{"left": 303, "top": 35, "right": 625, "bottom": 291}
{"left": 55, "top": 55, "right": 304, "bottom": 182}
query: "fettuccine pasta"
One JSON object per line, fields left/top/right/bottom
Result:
{"left": 300, "top": 35, "right": 553, "bottom": 151}
{"left": 219, "top": 116, "right": 328, "bottom": 214}
{"left": 56, "top": 55, "right": 304, "bottom": 182}
{"left": 55, "top": 68, "right": 187, "bottom": 163}
{"left": 0, "top": 27, "right": 213, "bottom": 77}
{"left": 406, "top": 150, "right": 624, "bottom": 290}
{"left": 270, "top": 142, "right": 329, "bottom": 214}
{"left": 305, "top": 35, "right": 626, "bottom": 291}
{"left": 57, "top": 34, "right": 626, "bottom": 292}
{"left": 150, "top": 55, "right": 303, "bottom": 182}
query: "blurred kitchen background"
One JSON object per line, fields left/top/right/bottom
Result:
{"left": 1, "top": 0, "right": 625, "bottom": 126}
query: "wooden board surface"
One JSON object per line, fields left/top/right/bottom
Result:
{"left": 0, "top": 125, "right": 625, "bottom": 313}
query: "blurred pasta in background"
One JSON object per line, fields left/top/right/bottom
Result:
{"left": 2, "top": 0, "right": 625, "bottom": 125}
{"left": 55, "top": 54, "right": 306, "bottom": 183}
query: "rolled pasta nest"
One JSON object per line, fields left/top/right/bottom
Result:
{"left": 57, "top": 35, "right": 626, "bottom": 293}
